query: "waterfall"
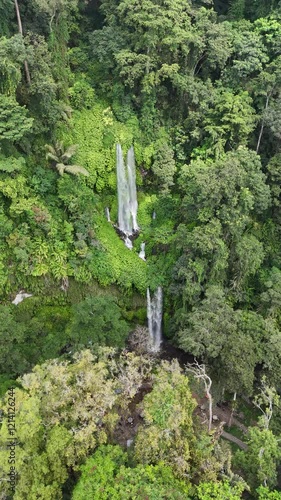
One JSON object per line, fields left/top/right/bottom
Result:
{"left": 116, "top": 144, "right": 138, "bottom": 241}
{"left": 127, "top": 146, "right": 139, "bottom": 232}
{"left": 147, "top": 287, "right": 163, "bottom": 352}
{"left": 139, "top": 242, "right": 146, "bottom": 261}
{"left": 105, "top": 207, "right": 111, "bottom": 222}
{"left": 124, "top": 236, "right": 133, "bottom": 250}
{"left": 152, "top": 210, "right": 156, "bottom": 220}
{"left": 117, "top": 144, "right": 131, "bottom": 234}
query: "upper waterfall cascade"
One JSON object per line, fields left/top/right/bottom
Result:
{"left": 116, "top": 144, "right": 139, "bottom": 241}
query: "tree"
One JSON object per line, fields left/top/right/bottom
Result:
{"left": 152, "top": 141, "right": 176, "bottom": 194}
{"left": 0, "top": 35, "right": 26, "bottom": 95}
{"left": 173, "top": 220, "right": 229, "bottom": 307}
{"left": 203, "top": 89, "right": 257, "bottom": 154}
{"left": 0, "top": 0, "right": 13, "bottom": 36}
{"left": 253, "top": 378, "right": 280, "bottom": 431}
{"left": 177, "top": 286, "right": 236, "bottom": 359}
{"left": 178, "top": 148, "right": 270, "bottom": 230}
{"left": 260, "top": 267, "right": 281, "bottom": 318}
{"left": 228, "top": 0, "right": 245, "bottom": 20}
{"left": 14, "top": 0, "right": 31, "bottom": 84}
{"left": 250, "top": 57, "right": 281, "bottom": 154}
{"left": 0, "top": 305, "right": 28, "bottom": 376}
{"left": 24, "top": 32, "right": 60, "bottom": 129}
{"left": 222, "top": 20, "right": 268, "bottom": 88}
{"left": 257, "top": 486, "right": 281, "bottom": 499}
{"left": 267, "top": 154, "right": 281, "bottom": 209}
{"left": 67, "top": 295, "right": 130, "bottom": 349}
{"left": 220, "top": 311, "right": 267, "bottom": 398}
{"left": 186, "top": 361, "right": 213, "bottom": 432}
{"left": 32, "top": 0, "right": 79, "bottom": 31}
{"left": 235, "top": 426, "right": 281, "bottom": 489}
{"left": 45, "top": 142, "right": 89, "bottom": 176}
{"left": 0, "top": 349, "right": 153, "bottom": 499}
{"left": 196, "top": 480, "right": 245, "bottom": 499}
{"left": 72, "top": 445, "right": 192, "bottom": 499}
{"left": 134, "top": 360, "right": 197, "bottom": 478}
{"left": 0, "top": 95, "right": 33, "bottom": 143}
{"left": 235, "top": 381, "right": 281, "bottom": 489}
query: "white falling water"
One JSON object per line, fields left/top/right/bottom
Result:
{"left": 147, "top": 287, "right": 163, "bottom": 352}
{"left": 117, "top": 144, "right": 131, "bottom": 234}
{"left": 139, "top": 242, "right": 146, "bottom": 261}
{"left": 116, "top": 144, "right": 139, "bottom": 244}
{"left": 152, "top": 210, "right": 156, "bottom": 220}
{"left": 105, "top": 207, "right": 111, "bottom": 222}
{"left": 124, "top": 236, "right": 133, "bottom": 250}
{"left": 127, "top": 146, "right": 139, "bottom": 232}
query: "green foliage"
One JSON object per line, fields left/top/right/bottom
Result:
{"left": 177, "top": 286, "right": 275, "bottom": 396}
{"left": 177, "top": 286, "right": 236, "bottom": 359}
{"left": 73, "top": 445, "right": 192, "bottom": 499}
{"left": 179, "top": 148, "right": 270, "bottom": 229}
{"left": 67, "top": 295, "right": 130, "bottom": 349}
{"left": 0, "top": 349, "right": 154, "bottom": 499}
{"left": 134, "top": 360, "right": 197, "bottom": 478}
{"left": 90, "top": 216, "right": 148, "bottom": 292}
{"left": 45, "top": 141, "right": 90, "bottom": 176}
{"left": 1, "top": 2, "right": 281, "bottom": 496}
{"left": 0, "top": 154, "right": 25, "bottom": 173}
{"left": 196, "top": 480, "right": 245, "bottom": 499}
{"left": 0, "top": 95, "right": 33, "bottom": 143}
{"left": 23, "top": 32, "right": 62, "bottom": 130}
{"left": 228, "top": 0, "right": 245, "bottom": 20}
{"left": 235, "top": 426, "right": 281, "bottom": 489}
{"left": 0, "top": 34, "right": 25, "bottom": 94}
{"left": 68, "top": 77, "right": 95, "bottom": 110}
{"left": 58, "top": 104, "right": 140, "bottom": 192}
{"left": 0, "top": 305, "right": 28, "bottom": 376}
{"left": 0, "top": 302, "right": 72, "bottom": 378}
{"left": 151, "top": 141, "right": 176, "bottom": 193}
{"left": 257, "top": 486, "right": 281, "bottom": 499}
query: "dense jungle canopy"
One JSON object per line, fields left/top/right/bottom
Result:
{"left": 1, "top": 0, "right": 281, "bottom": 498}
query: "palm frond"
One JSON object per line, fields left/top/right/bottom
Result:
{"left": 61, "top": 144, "right": 78, "bottom": 162}
{"left": 45, "top": 144, "right": 56, "bottom": 155}
{"left": 64, "top": 165, "right": 90, "bottom": 176}
{"left": 46, "top": 152, "right": 60, "bottom": 163}
{"left": 56, "top": 141, "right": 64, "bottom": 156}
{"left": 60, "top": 105, "right": 73, "bottom": 121}
{"left": 56, "top": 163, "right": 66, "bottom": 176}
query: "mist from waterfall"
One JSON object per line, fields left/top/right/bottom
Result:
{"left": 147, "top": 287, "right": 163, "bottom": 352}
{"left": 116, "top": 144, "right": 138, "bottom": 239}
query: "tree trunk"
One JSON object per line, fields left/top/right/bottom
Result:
{"left": 207, "top": 390, "right": 213, "bottom": 432}
{"left": 228, "top": 392, "right": 237, "bottom": 427}
{"left": 256, "top": 93, "right": 270, "bottom": 154}
{"left": 14, "top": 0, "right": 31, "bottom": 85}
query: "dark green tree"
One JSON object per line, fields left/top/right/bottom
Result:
{"left": 67, "top": 295, "right": 130, "bottom": 349}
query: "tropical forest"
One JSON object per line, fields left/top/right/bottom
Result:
{"left": 1, "top": 0, "right": 281, "bottom": 498}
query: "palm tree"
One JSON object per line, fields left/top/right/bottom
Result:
{"left": 45, "top": 142, "right": 89, "bottom": 176}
